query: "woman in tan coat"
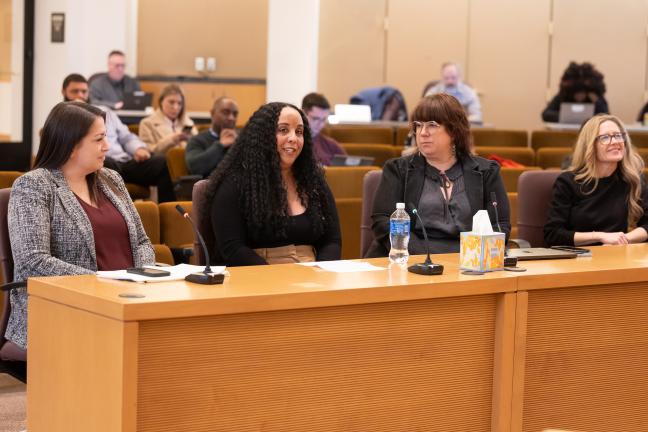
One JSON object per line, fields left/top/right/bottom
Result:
{"left": 139, "top": 84, "right": 197, "bottom": 154}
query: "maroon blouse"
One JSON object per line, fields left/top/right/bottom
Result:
{"left": 76, "top": 191, "right": 134, "bottom": 270}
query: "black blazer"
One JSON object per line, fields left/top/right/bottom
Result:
{"left": 366, "top": 153, "right": 511, "bottom": 258}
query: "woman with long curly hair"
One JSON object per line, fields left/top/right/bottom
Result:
{"left": 544, "top": 114, "right": 648, "bottom": 246}
{"left": 542, "top": 62, "right": 609, "bottom": 123}
{"left": 202, "top": 102, "right": 341, "bottom": 266}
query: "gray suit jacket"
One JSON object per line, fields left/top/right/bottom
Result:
{"left": 6, "top": 168, "right": 154, "bottom": 349}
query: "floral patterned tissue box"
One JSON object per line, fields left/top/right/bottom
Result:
{"left": 459, "top": 232, "right": 505, "bottom": 272}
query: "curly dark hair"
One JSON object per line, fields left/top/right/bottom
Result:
{"left": 559, "top": 61, "right": 606, "bottom": 100}
{"left": 202, "top": 102, "right": 334, "bottom": 239}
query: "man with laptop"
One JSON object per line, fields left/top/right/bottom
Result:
{"left": 89, "top": 50, "right": 144, "bottom": 110}
{"left": 62, "top": 73, "right": 176, "bottom": 202}
{"left": 302, "top": 93, "right": 347, "bottom": 166}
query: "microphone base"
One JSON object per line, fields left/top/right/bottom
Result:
{"left": 408, "top": 262, "right": 444, "bottom": 275}
{"left": 504, "top": 256, "right": 518, "bottom": 267}
{"left": 185, "top": 272, "right": 224, "bottom": 285}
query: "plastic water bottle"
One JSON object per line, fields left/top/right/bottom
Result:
{"left": 389, "top": 202, "right": 410, "bottom": 264}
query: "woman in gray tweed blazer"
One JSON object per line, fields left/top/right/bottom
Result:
{"left": 7, "top": 102, "right": 154, "bottom": 349}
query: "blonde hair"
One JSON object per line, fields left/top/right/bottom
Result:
{"left": 569, "top": 114, "right": 644, "bottom": 228}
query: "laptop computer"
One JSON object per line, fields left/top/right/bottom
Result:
{"left": 332, "top": 104, "right": 372, "bottom": 123}
{"left": 558, "top": 103, "right": 595, "bottom": 124}
{"left": 329, "top": 154, "right": 375, "bottom": 167}
{"left": 506, "top": 247, "right": 577, "bottom": 261}
{"left": 122, "top": 91, "right": 153, "bottom": 110}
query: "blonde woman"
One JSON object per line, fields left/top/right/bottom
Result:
{"left": 139, "top": 84, "right": 197, "bottom": 154}
{"left": 544, "top": 114, "right": 648, "bottom": 246}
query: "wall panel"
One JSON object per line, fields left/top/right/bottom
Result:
{"left": 317, "top": 0, "right": 386, "bottom": 107}
{"left": 551, "top": 0, "right": 648, "bottom": 124}
{"left": 137, "top": 0, "right": 267, "bottom": 78}
{"left": 385, "top": 0, "right": 469, "bottom": 117}
{"left": 469, "top": 0, "right": 551, "bottom": 130}
{"left": 0, "top": 0, "right": 10, "bottom": 82}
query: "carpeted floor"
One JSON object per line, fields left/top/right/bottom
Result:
{"left": 0, "top": 373, "right": 26, "bottom": 432}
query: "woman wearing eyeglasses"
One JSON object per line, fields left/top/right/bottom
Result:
{"left": 544, "top": 114, "right": 648, "bottom": 246}
{"left": 366, "top": 94, "right": 510, "bottom": 258}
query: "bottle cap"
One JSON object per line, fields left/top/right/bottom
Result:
{"left": 396, "top": 202, "right": 405, "bottom": 209}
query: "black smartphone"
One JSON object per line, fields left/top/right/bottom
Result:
{"left": 126, "top": 267, "right": 171, "bottom": 277}
{"left": 182, "top": 125, "right": 193, "bottom": 134}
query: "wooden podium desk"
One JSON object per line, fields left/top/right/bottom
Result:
{"left": 26, "top": 245, "right": 648, "bottom": 432}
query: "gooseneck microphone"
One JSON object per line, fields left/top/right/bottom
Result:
{"left": 490, "top": 192, "right": 503, "bottom": 234}
{"left": 489, "top": 192, "right": 518, "bottom": 267}
{"left": 407, "top": 204, "right": 444, "bottom": 275}
{"left": 175, "top": 204, "right": 224, "bottom": 285}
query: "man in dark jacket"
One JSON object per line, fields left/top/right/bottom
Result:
{"left": 185, "top": 97, "right": 239, "bottom": 177}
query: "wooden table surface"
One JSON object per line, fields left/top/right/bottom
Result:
{"left": 28, "top": 244, "right": 648, "bottom": 321}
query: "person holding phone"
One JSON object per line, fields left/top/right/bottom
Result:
{"left": 544, "top": 114, "right": 648, "bottom": 246}
{"left": 139, "top": 84, "right": 197, "bottom": 154}
{"left": 7, "top": 101, "right": 155, "bottom": 350}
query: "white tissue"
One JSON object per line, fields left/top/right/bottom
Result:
{"left": 472, "top": 210, "right": 494, "bottom": 234}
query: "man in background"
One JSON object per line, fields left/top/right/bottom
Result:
{"left": 424, "top": 62, "right": 482, "bottom": 123}
{"left": 62, "top": 73, "right": 175, "bottom": 202}
{"left": 302, "top": 93, "right": 346, "bottom": 166}
{"left": 89, "top": 50, "right": 141, "bottom": 110}
{"left": 185, "top": 97, "right": 239, "bottom": 178}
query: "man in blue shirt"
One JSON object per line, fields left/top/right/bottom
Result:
{"left": 424, "top": 62, "right": 482, "bottom": 123}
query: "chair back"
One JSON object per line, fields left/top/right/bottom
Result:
{"left": 324, "top": 166, "right": 380, "bottom": 199}
{"left": 0, "top": 172, "right": 22, "bottom": 189}
{"left": 0, "top": 189, "right": 12, "bottom": 284}
{"left": 191, "top": 180, "right": 214, "bottom": 265}
{"left": 517, "top": 170, "right": 561, "bottom": 247}
{"left": 0, "top": 188, "right": 21, "bottom": 358}
{"left": 530, "top": 130, "right": 578, "bottom": 150}
{"left": 133, "top": 201, "right": 160, "bottom": 244}
{"left": 471, "top": 129, "right": 528, "bottom": 147}
{"left": 327, "top": 126, "right": 394, "bottom": 145}
{"left": 166, "top": 147, "right": 189, "bottom": 182}
{"left": 340, "top": 144, "right": 400, "bottom": 167}
{"left": 360, "top": 170, "right": 383, "bottom": 257}
{"left": 629, "top": 132, "right": 648, "bottom": 148}
{"left": 536, "top": 147, "right": 572, "bottom": 169}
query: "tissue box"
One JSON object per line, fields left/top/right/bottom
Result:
{"left": 460, "top": 232, "right": 505, "bottom": 272}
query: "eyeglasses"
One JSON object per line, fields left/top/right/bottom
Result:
{"left": 412, "top": 121, "right": 441, "bottom": 133}
{"left": 597, "top": 132, "right": 626, "bottom": 145}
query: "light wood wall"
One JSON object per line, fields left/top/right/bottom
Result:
{"left": 317, "top": 0, "right": 387, "bottom": 109}
{"left": 137, "top": 1, "right": 648, "bottom": 129}
{"left": 318, "top": 0, "right": 648, "bottom": 130}
{"left": 0, "top": 0, "right": 11, "bottom": 82}
{"left": 137, "top": 0, "right": 267, "bottom": 78}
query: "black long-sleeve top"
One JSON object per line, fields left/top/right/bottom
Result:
{"left": 366, "top": 153, "right": 511, "bottom": 257}
{"left": 544, "top": 170, "right": 648, "bottom": 246}
{"left": 541, "top": 94, "right": 609, "bottom": 123}
{"left": 210, "top": 177, "right": 342, "bottom": 266}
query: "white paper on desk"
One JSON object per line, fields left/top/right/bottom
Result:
{"left": 311, "top": 261, "right": 385, "bottom": 273}
{"left": 97, "top": 264, "right": 226, "bottom": 283}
